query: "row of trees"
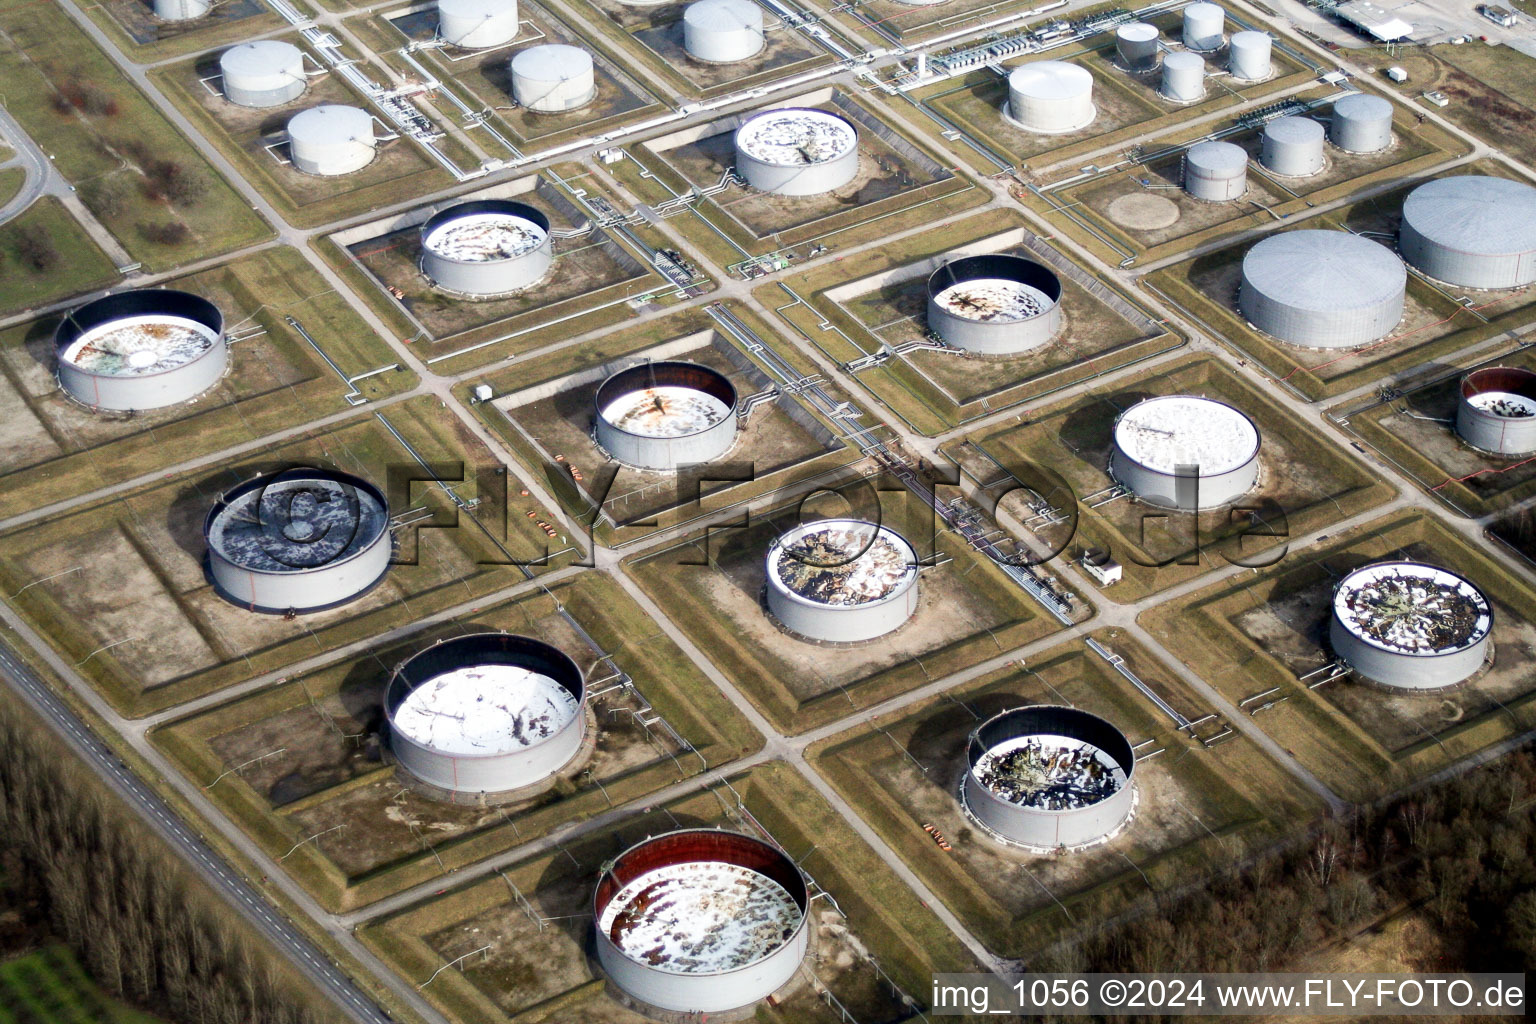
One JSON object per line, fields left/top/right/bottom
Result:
{"left": 0, "top": 699, "right": 338, "bottom": 1024}
{"left": 1043, "top": 747, "right": 1536, "bottom": 983}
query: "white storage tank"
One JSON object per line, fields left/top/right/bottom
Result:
{"left": 1456, "top": 366, "right": 1536, "bottom": 456}
{"left": 1331, "top": 562, "right": 1492, "bottom": 690}
{"left": 438, "top": 0, "right": 519, "bottom": 49}
{"left": 1239, "top": 230, "right": 1406, "bottom": 348}
{"left": 385, "top": 633, "right": 585, "bottom": 798}
{"left": 684, "top": 0, "right": 766, "bottom": 63}
{"left": 925, "top": 253, "right": 1063, "bottom": 354}
{"left": 1183, "top": 140, "right": 1248, "bottom": 201}
{"left": 219, "top": 41, "right": 307, "bottom": 109}
{"left": 510, "top": 44, "right": 596, "bottom": 113}
{"left": 1261, "top": 116, "right": 1325, "bottom": 176}
{"left": 1115, "top": 23, "right": 1160, "bottom": 71}
{"left": 1182, "top": 2, "right": 1225, "bottom": 51}
{"left": 205, "top": 467, "right": 392, "bottom": 614}
{"left": 1399, "top": 176, "right": 1536, "bottom": 290}
{"left": 54, "top": 289, "right": 227, "bottom": 411}
{"left": 1329, "top": 93, "right": 1393, "bottom": 153}
{"left": 765, "top": 519, "right": 919, "bottom": 643}
{"left": 155, "top": 0, "right": 210, "bottom": 19}
{"left": 594, "top": 830, "right": 810, "bottom": 1015}
{"left": 1006, "top": 61, "right": 1096, "bottom": 133}
{"left": 733, "top": 108, "right": 860, "bottom": 196}
{"left": 419, "top": 199, "right": 552, "bottom": 297}
{"left": 1109, "top": 395, "right": 1260, "bottom": 510}
{"left": 962, "top": 706, "right": 1137, "bottom": 851}
{"left": 593, "top": 361, "right": 739, "bottom": 471}
{"left": 1160, "top": 51, "right": 1205, "bottom": 102}
{"left": 1227, "top": 30, "right": 1272, "bottom": 81}
{"left": 288, "top": 104, "right": 376, "bottom": 176}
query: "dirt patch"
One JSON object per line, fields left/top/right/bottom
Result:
{"left": 1107, "top": 192, "right": 1180, "bottom": 229}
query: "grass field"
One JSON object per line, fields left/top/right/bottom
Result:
{"left": 0, "top": 245, "right": 418, "bottom": 518}
{"left": 0, "top": 166, "right": 23, "bottom": 207}
{"left": 1141, "top": 510, "right": 1536, "bottom": 802}
{"left": 0, "top": 946, "right": 164, "bottom": 1024}
{"left": 808, "top": 633, "right": 1322, "bottom": 958}
{"left": 0, "top": 0, "right": 271, "bottom": 271}
{"left": 360, "top": 762, "right": 980, "bottom": 1024}
{"left": 953, "top": 353, "right": 1396, "bottom": 602}
{"left": 0, "top": 197, "right": 119, "bottom": 316}
{"left": 82, "top": 0, "right": 285, "bottom": 63}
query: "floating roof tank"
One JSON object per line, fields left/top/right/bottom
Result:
{"left": 684, "top": 0, "right": 766, "bottom": 63}
{"left": 594, "top": 830, "right": 809, "bottom": 1015}
{"left": 55, "top": 289, "right": 226, "bottom": 411}
{"left": 385, "top": 633, "right": 585, "bottom": 797}
{"left": 1239, "top": 230, "right": 1406, "bottom": 348}
{"left": 962, "top": 706, "right": 1136, "bottom": 851}
{"left": 1260, "top": 116, "right": 1325, "bottom": 176}
{"left": 1006, "top": 60, "right": 1095, "bottom": 133}
{"left": 437, "top": 0, "right": 519, "bottom": 49}
{"left": 1330, "top": 92, "right": 1393, "bottom": 153}
{"left": 205, "top": 467, "right": 392, "bottom": 614}
{"left": 288, "top": 104, "right": 376, "bottom": 175}
{"left": 593, "top": 361, "right": 739, "bottom": 470}
{"left": 1227, "top": 30, "right": 1272, "bottom": 81}
{"left": 925, "top": 253, "right": 1062, "bottom": 354}
{"left": 1182, "top": 2, "right": 1225, "bottom": 51}
{"left": 1399, "top": 175, "right": 1536, "bottom": 290}
{"left": 419, "top": 199, "right": 552, "bottom": 297}
{"left": 511, "top": 44, "right": 596, "bottom": 113}
{"left": 1159, "top": 51, "right": 1205, "bottom": 102}
{"left": 219, "top": 41, "right": 307, "bottom": 109}
{"left": 1183, "top": 140, "right": 1248, "bottom": 201}
{"left": 764, "top": 519, "right": 919, "bottom": 643}
{"left": 733, "top": 108, "right": 860, "bottom": 196}
{"left": 155, "top": 0, "right": 210, "bottom": 18}
{"left": 1331, "top": 562, "right": 1492, "bottom": 690}
{"left": 1456, "top": 366, "right": 1536, "bottom": 455}
{"left": 1109, "top": 395, "right": 1260, "bottom": 510}
{"left": 1115, "top": 23, "right": 1160, "bottom": 71}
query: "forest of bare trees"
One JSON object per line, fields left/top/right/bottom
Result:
{"left": 0, "top": 699, "right": 339, "bottom": 1024}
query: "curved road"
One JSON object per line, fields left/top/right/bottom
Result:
{"left": 0, "top": 637, "right": 394, "bottom": 1024}
{"left": 0, "top": 104, "right": 49, "bottom": 225}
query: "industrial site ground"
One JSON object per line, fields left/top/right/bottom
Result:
{"left": 1, "top": 1, "right": 1535, "bottom": 1023}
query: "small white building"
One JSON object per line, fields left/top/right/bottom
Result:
{"left": 1080, "top": 549, "right": 1122, "bottom": 586}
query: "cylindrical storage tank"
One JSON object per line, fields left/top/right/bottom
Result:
{"left": 1183, "top": 140, "right": 1248, "bottom": 201}
{"left": 205, "top": 467, "right": 392, "bottom": 614}
{"left": 1115, "top": 23, "right": 1160, "bottom": 71}
{"left": 1331, "top": 562, "right": 1492, "bottom": 690}
{"left": 219, "top": 41, "right": 306, "bottom": 108}
{"left": 419, "top": 200, "right": 552, "bottom": 297}
{"left": 684, "top": 0, "right": 766, "bottom": 63}
{"left": 287, "top": 105, "right": 376, "bottom": 176}
{"left": 1260, "top": 116, "right": 1325, "bottom": 176}
{"left": 593, "top": 361, "right": 738, "bottom": 471}
{"left": 594, "top": 830, "right": 810, "bottom": 1015}
{"left": 1182, "top": 2, "right": 1225, "bottom": 51}
{"left": 733, "top": 108, "right": 860, "bottom": 196}
{"left": 962, "top": 706, "right": 1136, "bottom": 851}
{"left": 1330, "top": 93, "right": 1393, "bottom": 153}
{"left": 925, "top": 253, "right": 1062, "bottom": 354}
{"left": 1006, "top": 61, "right": 1095, "bottom": 133}
{"left": 1399, "top": 176, "right": 1536, "bottom": 290}
{"left": 55, "top": 289, "right": 227, "bottom": 411}
{"left": 1239, "top": 230, "right": 1406, "bottom": 348}
{"left": 384, "top": 633, "right": 585, "bottom": 796}
{"left": 765, "top": 519, "right": 919, "bottom": 643}
{"left": 1455, "top": 366, "right": 1536, "bottom": 455}
{"left": 1109, "top": 395, "right": 1260, "bottom": 510}
{"left": 438, "top": 0, "right": 519, "bottom": 49}
{"left": 1159, "top": 51, "right": 1205, "bottom": 102}
{"left": 510, "top": 44, "right": 596, "bottom": 113}
{"left": 154, "top": 0, "right": 210, "bottom": 19}
{"left": 1227, "top": 30, "right": 1272, "bottom": 81}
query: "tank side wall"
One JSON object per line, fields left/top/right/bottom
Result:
{"left": 1331, "top": 618, "right": 1488, "bottom": 689}
{"left": 60, "top": 341, "right": 228, "bottom": 412}
{"left": 210, "top": 528, "right": 391, "bottom": 611}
